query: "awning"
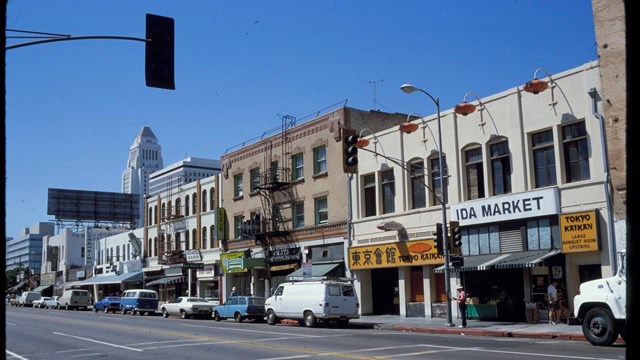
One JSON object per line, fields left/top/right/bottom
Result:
{"left": 492, "top": 250, "right": 560, "bottom": 269}
{"left": 286, "top": 262, "right": 343, "bottom": 281}
{"left": 33, "top": 285, "right": 53, "bottom": 293}
{"left": 76, "top": 272, "right": 144, "bottom": 286}
{"left": 145, "top": 275, "right": 185, "bottom": 287}
{"left": 270, "top": 263, "right": 298, "bottom": 272}
{"left": 7, "top": 281, "right": 26, "bottom": 293}
{"left": 435, "top": 253, "right": 507, "bottom": 273}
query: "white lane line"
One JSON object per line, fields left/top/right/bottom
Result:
{"left": 6, "top": 350, "right": 30, "bottom": 360}
{"left": 181, "top": 323, "right": 322, "bottom": 337}
{"left": 53, "top": 332, "right": 143, "bottom": 352}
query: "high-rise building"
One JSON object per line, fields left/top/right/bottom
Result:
{"left": 122, "top": 126, "right": 164, "bottom": 228}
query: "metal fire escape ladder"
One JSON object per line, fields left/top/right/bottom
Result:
{"left": 254, "top": 115, "right": 298, "bottom": 245}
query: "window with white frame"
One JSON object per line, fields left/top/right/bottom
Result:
{"left": 363, "top": 174, "right": 376, "bottom": 217}
{"left": 532, "top": 129, "right": 557, "bottom": 188}
{"left": 233, "top": 173, "right": 243, "bottom": 198}
{"left": 315, "top": 196, "right": 328, "bottom": 225}
{"left": 562, "top": 121, "right": 590, "bottom": 183}
{"left": 527, "top": 218, "right": 553, "bottom": 250}
{"left": 490, "top": 140, "right": 511, "bottom": 195}
{"left": 381, "top": 169, "right": 395, "bottom": 214}
{"left": 313, "top": 145, "right": 327, "bottom": 174}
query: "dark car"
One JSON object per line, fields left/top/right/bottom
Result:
{"left": 93, "top": 296, "right": 121, "bottom": 313}
{"left": 212, "top": 296, "right": 266, "bottom": 322}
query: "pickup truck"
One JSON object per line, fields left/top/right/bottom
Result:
{"left": 160, "top": 297, "right": 213, "bottom": 319}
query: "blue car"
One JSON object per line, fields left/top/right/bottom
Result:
{"left": 212, "top": 296, "right": 266, "bottom": 322}
{"left": 93, "top": 296, "right": 121, "bottom": 313}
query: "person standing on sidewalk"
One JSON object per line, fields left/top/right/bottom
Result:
{"left": 547, "top": 280, "right": 559, "bottom": 324}
{"left": 452, "top": 284, "right": 467, "bottom": 328}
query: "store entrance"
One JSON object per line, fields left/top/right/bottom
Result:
{"left": 371, "top": 268, "right": 399, "bottom": 315}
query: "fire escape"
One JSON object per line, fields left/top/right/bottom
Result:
{"left": 158, "top": 176, "right": 187, "bottom": 264}
{"left": 250, "top": 115, "right": 298, "bottom": 247}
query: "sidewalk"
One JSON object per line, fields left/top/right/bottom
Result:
{"left": 351, "top": 315, "right": 593, "bottom": 342}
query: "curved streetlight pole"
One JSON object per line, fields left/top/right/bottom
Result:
{"left": 400, "top": 83, "right": 454, "bottom": 327}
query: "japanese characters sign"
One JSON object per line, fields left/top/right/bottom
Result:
{"left": 348, "top": 240, "right": 444, "bottom": 270}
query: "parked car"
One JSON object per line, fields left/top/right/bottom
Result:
{"left": 93, "top": 296, "right": 121, "bottom": 313}
{"left": 212, "top": 296, "right": 266, "bottom": 323}
{"left": 9, "top": 295, "right": 20, "bottom": 307}
{"left": 18, "top": 291, "right": 42, "bottom": 307}
{"left": 120, "top": 289, "right": 158, "bottom": 315}
{"left": 44, "top": 296, "right": 60, "bottom": 309}
{"left": 32, "top": 296, "right": 52, "bottom": 309}
{"left": 161, "top": 296, "right": 212, "bottom": 319}
{"left": 264, "top": 281, "right": 360, "bottom": 327}
{"left": 58, "top": 289, "right": 92, "bottom": 310}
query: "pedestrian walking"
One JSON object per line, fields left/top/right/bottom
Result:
{"left": 452, "top": 284, "right": 467, "bottom": 328}
{"left": 547, "top": 280, "right": 559, "bottom": 324}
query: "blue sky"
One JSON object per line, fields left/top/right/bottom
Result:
{"left": 4, "top": 1, "right": 597, "bottom": 239}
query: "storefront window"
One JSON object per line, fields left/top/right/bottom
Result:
{"left": 527, "top": 218, "right": 552, "bottom": 249}
{"left": 465, "top": 225, "right": 500, "bottom": 255}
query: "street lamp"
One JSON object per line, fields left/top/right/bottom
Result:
{"left": 400, "top": 83, "right": 455, "bottom": 327}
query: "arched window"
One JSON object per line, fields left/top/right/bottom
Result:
{"left": 202, "top": 189, "right": 208, "bottom": 212}
{"left": 185, "top": 195, "right": 190, "bottom": 216}
{"left": 175, "top": 232, "right": 181, "bottom": 251}
{"left": 184, "top": 231, "right": 190, "bottom": 250}
{"left": 167, "top": 200, "right": 172, "bottom": 217}
{"left": 192, "top": 228, "right": 198, "bottom": 248}
{"left": 202, "top": 227, "right": 208, "bottom": 249}
{"left": 161, "top": 203, "right": 166, "bottom": 219}
{"left": 210, "top": 225, "right": 216, "bottom": 248}
{"left": 210, "top": 187, "right": 215, "bottom": 210}
{"left": 175, "top": 198, "right": 182, "bottom": 216}
{"left": 192, "top": 193, "right": 198, "bottom": 214}
{"left": 148, "top": 206, "right": 153, "bottom": 225}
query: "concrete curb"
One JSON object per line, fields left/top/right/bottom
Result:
{"left": 388, "top": 325, "right": 599, "bottom": 342}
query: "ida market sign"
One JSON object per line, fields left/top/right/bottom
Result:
{"left": 450, "top": 188, "right": 559, "bottom": 226}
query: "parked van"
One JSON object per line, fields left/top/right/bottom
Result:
{"left": 264, "top": 280, "right": 360, "bottom": 327}
{"left": 18, "top": 291, "right": 42, "bottom": 307}
{"left": 120, "top": 289, "right": 158, "bottom": 315}
{"left": 58, "top": 289, "right": 92, "bottom": 310}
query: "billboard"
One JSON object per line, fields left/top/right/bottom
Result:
{"left": 47, "top": 188, "right": 139, "bottom": 223}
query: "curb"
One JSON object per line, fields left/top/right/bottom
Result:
{"left": 388, "top": 325, "right": 589, "bottom": 342}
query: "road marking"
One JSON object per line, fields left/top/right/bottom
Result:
{"left": 53, "top": 332, "right": 143, "bottom": 352}
{"left": 181, "top": 323, "right": 322, "bottom": 337}
{"left": 6, "top": 350, "right": 30, "bottom": 360}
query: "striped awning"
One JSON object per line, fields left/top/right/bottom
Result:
{"left": 434, "top": 253, "right": 506, "bottom": 273}
{"left": 492, "top": 250, "right": 560, "bottom": 269}
{"left": 145, "top": 275, "right": 185, "bottom": 287}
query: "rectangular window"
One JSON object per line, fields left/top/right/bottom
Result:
{"left": 465, "top": 148, "right": 485, "bottom": 200}
{"left": 464, "top": 225, "right": 500, "bottom": 255}
{"left": 381, "top": 169, "right": 395, "bottom": 214}
{"left": 233, "top": 174, "right": 243, "bottom": 198}
{"left": 250, "top": 168, "right": 260, "bottom": 192}
{"left": 430, "top": 157, "right": 448, "bottom": 205}
{"left": 562, "top": 121, "right": 590, "bottom": 182}
{"left": 490, "top": 141, "right": 511, "bottom": 195}
{"left": 313, "top": 146, "right": 327, "bottom": 174}
{"left": 293, "top": 202, "right": 305, "bottom": 229}
{"left": 292, "top": 153, "right": 304, "bottom": 180}
{"left": 527, "top": 218, "right": 552, "bottom": 250}
{"left": 532, "top": 129, "right": 557, "bottom": 187}
{"left": 363, "top": 174, "right": 376, "bottom": 217}
{"left": 233, "top": 215, "right": 243, "bottom": 239}
{"left": 315, "top": 196, "right": 328, "bottom": 225}
{"left": 270, "top": 161, "right": 279, "bottom": 183}
{"left": 409, "top": 161, "right": 426, "bottom": 209}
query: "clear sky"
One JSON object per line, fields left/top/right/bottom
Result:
{"left": 4, "top": 1, "right": 597, "bottom": 239}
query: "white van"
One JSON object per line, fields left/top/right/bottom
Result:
{"left": 264, "top": 280, "right": 360, "bottom": 327}
{"left": 18, "top": 291, "right": 42, "bottom": 307}
{"left": 58, "top": 289, "right": 92, "bottom": 310}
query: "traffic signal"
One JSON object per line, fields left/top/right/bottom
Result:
{"left": 146, "top": 13, "right": 175, "bottom": 90}
{"left": 449, "top": 220, "right": 462, "bottom": 255}
{"left": 343, "top": 129, "right": 359, "bottom": 173}
{"left": 451, "top": 255, "right": 464, "bottom": 269}
{"left": 434, "top": 222, "right": 443, "bottom": 256}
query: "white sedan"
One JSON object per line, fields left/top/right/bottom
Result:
{"left": 32, "top": 297, "right": 52, "bottom": 309}
{"left": 160, "top": 297, "right": 213, "bottom": 319}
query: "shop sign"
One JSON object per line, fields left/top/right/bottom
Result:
{"left": 560, "top": 210, "right": 599, "bottom": 253}
{"left": 217, "top": 208, "right": 226, "bottom": 240}
{"left": 348, "top": 240, "right": 443, "bottom": 270}
{"left": 268, "top": 247, "right": 301, "bottom": 264}
{"left": 185, "top": 249, "right": 202, "bottom": 262}
{"left": 221, "top": 251, "right": 247, "bottom": 273}
{"left": 377, "top": 221, "right": 404, "bottom": 231}
{"left": 450, "top": 188, "right": 559, "bottom": 226}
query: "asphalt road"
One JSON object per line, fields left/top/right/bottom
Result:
{"left": 6, "top": 306, "right": 626, "bottom": 360}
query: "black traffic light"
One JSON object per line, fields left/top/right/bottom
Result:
{"left": 451, "top": 255, "right": 464, "bottom": 269}
{"left": 449, "top": 220, "right": 462, "bottom": 255}
{"left": 343, "top": 129, "right": 359, "bottom": 173}
{"left": 146, "top": 13, "right": 175, "bottom": 90}
{"left": 434, "top": 222, "right": 444, "bottom": 256}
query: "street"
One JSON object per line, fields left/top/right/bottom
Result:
{"left": 6, "top": 306, "right": 625, "bottom": 360}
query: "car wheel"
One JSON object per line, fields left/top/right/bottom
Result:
{"left": 213, "top": 311, "right": 221, "bottom": 321}
{"left": 162, "top": 309, "right": 169, "bottom": 318}
{"left": 104, "top": 307, "right": 110, "bottom": 313}
{"left": 131, "top": 308, "right": 137, "bottom": 315}
{"left": 234, "top": 312, "right": 243, "bottom": 323}
{"left": 121, "top": 308, "right": 127, "bottom": 315}
{"left": 94, "top": 307, "right": 98, "bottom": 313}
{"left": 266, "top": 309, "right": 278, "bottom": 326}
{"left": 582, "top": 307, "right": 619, "bottom": 346}
{"left": 303, "top": 311, "right": 316, "bottom": 328}
{"left": 181, "top": 310, "right": 189, "bottom": 319}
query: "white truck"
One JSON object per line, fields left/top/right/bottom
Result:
{"left": 572, "top": 251, "right": 626, "bottom": 346}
